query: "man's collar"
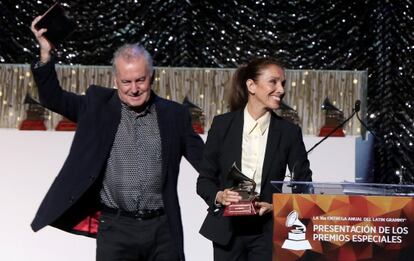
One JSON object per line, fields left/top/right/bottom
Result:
{"left": 121, "top": 91, "right": 156, "bottom": 116}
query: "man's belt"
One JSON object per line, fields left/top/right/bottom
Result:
{"left": 101, "top": 205, "right": 165, "bottom": 220}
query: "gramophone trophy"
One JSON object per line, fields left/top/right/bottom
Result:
{"left": 19, "top": 94, "right": 47, "bottom": 131}
{"left": 318, "top": 97, "right": 345, "bottom": 137}
{"left": 182, "top": 96, "right": 205, "bottom": 134}
{"left": 276, "top": 100, "right": 300, "bottom": 126}
{"left": 223, "top": 163, "right": 260, "bottom": 216}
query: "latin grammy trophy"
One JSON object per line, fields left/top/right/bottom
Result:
{"left": 318, "top": 97, "right": 345, "bottom": 137}
{"left": 223, "top": 163, "right": 260, "bottom": 216}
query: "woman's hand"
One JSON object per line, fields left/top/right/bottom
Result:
{"left": 216, "top": 189, "right": 242, "bottom": 206}
{"left": 255, "top": 201, "right": 273, "bottom": 216}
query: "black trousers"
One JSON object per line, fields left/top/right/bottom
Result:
{"left": 213, "top": 215, "right": 273, "bottom": 261}
{"left": 96, "top": 211, "right": 180, "bottom": 261}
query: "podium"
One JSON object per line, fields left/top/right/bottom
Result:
{"left": 271, "top": 181, "right": 414, "bottom": 261}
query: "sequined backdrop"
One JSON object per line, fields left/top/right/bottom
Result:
{"left": 0, "top": 0, "right": 413, "bottom": 183}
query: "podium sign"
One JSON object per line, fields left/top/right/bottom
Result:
{"left": 273, "top": 193, "right": 414, "bottom": 260}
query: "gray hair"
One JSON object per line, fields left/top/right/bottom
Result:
{"left": 111, "top": 43, "right": 153, "bottom": 76}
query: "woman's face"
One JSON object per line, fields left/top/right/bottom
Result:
{"left": 247, "top": 64, "right": 285, "bottom": 112}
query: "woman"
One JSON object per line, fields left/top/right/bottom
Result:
{"left": 197, "top": 58, "right": 312, "bottom": 261}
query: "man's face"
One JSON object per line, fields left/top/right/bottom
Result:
{"left": 114, "top": 56, "right": 152, "bottom": 109}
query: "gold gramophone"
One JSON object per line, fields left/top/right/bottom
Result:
{"left": 223, "top": 163, "right": 260, "bottom": 216}
{"left": 19, "top": 94, "right": 47, "bottom": 131}
{"left": 182, "top": 96, "right": 205, "bottom": 134}
{"left": 318, "top": 97, "right": 345, "bottom": 137}
{"left": 276, "top": 100, "right": 300, "bottom": 126}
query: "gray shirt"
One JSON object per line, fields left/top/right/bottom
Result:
{"left": 100, "top": 101, "right": 164, "bottom": 211}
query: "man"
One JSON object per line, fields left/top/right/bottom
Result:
{"left": 30, "top": 16, "right": 204, "bottom": 261}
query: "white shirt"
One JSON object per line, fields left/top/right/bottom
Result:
{"left": 241, "top": 107, "right": 271, "bottom": 194}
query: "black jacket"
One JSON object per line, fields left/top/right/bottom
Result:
{"left": 31, "top": 60, "right": 204, "bottom": 260}
{"left": 196, "top": 109, "right": 312, "bottom": 246}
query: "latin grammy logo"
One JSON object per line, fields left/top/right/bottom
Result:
{"left": 282, "top": 210, "right": 312, "bottom": 250}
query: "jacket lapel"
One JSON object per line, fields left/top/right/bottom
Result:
{"left": 222, "top": 110, "right": 244, "bottom": 186}
{"left": 154, "top": 95, "right": 171, "bottom": 186}
{"left": 260, "top": 112, "right": 282, "bottom": 193}
{"left": 101, "top": 91, "right": 121, "bottom": 154}
{"left": 231, "top": 111, "right": 244, "bottom": 169}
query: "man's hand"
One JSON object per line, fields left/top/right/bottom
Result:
{"left": 216, "top": 189, "right": 242, "bottom": 206}
{"left": 30, "top": 16, "right": 52, "bottom": 63}
{"left": 255, "top": 201, "right": 273, "bottom": 216}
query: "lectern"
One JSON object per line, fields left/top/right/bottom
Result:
{"left": 271, "top": 181, "right": 414, "bottom": 261}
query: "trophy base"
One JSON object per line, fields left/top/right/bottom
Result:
{"left": 19, "top": 120, "right": 47, "bottom": 131}
{"left": 223, "top": 200, "right": 259, "bottom": 216}
{"left": 192, "top": 122, "right": 204, "bottom": 134}
{"left": 282, "top": 238, "right": 312, "bottom": 250}
{"left": 318, "top": 126, "right": 345, "bottom": 137}
{"left": 55, "top": 119, "right": 77, "bottom": 131}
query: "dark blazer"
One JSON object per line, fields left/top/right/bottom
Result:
{"left": 30, "top": 60, "right": 204, "bottom": 260}
{"left": 196, "top": 109, "right": 312, "bottom": 246}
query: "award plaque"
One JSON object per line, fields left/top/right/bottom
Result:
{"left": 318, "top": 97, "right": 345, "bottom": 137}
{"left": 223, "top": 163, "right": 260, "bottom": 216}
{"left": 34, "top": 2, "right": 76, "bottom": 47}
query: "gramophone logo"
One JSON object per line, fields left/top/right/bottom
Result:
{"left": 282, "top": 210, "right": 312, "bottom": 250}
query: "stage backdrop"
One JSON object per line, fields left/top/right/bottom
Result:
{"left": 0, "top": 64, "right": 366, "bottom": 136}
